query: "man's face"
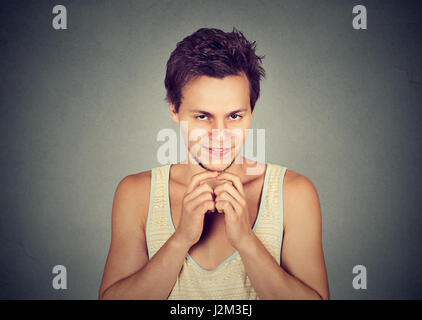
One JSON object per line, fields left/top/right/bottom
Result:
{"left": 170, "top": 72, "right": 254, "bottom": 171}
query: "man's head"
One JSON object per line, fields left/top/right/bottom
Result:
{"left": 165, "top": 27, "right": 266, "bottom": 113}
{"left": 164, "top": 27, "right": 266, "bottom": 171}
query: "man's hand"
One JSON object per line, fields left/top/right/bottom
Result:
{"left": 213, "top": 172, "right": 254, "bottom": 250}
{"left": 174, "top": 170, "right": 219, "bottom": 247}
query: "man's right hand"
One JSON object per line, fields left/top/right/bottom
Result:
{"left": 173, "top": 170, "right": 219, "bottom": 248}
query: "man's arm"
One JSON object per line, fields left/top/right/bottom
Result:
{"left": 237, "top": 173, "right": 330, "bottom": 300}
{"left": 98, "top": 174, "right": 190, "bottom": 300}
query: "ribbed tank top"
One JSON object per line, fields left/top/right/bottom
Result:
{"left": 146, "top": 163, "right": 288, "bottom": 300}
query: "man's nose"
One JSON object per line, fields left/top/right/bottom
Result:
{"left": 210, "top": 126, "right": 231, "bottom": 147}
{"left": 211, "top": 118, "right": 227, "bottom": 131}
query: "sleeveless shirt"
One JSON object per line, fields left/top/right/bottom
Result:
{"left": 145, "top": 163, "right": 288, "bottom": 300}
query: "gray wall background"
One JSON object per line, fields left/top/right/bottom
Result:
{"left": 1, "top": 0, "right": 421, "bottom": 299}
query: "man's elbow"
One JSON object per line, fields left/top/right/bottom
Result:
{"left": 98, "top": 286, "right": 113, "bottom": 300}
{"left": 316, "top": 289, "right": 330, "bottom": 300}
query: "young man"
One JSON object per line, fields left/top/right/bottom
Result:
{"left": 99, "top": 27, "right": 329, "bottom": 300}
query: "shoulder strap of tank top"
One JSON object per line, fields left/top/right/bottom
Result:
{"left": 146, "top": 164, "right": 173, "bottom": 259}
{"left": 254, "top": 163, "right": 287, "bottom": 265}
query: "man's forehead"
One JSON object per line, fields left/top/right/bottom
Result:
{"left": 183, "top": 72, "right": 249, "bottom": 91}
{"left": 189, "top": 107, "right": 248, "bottom": 114}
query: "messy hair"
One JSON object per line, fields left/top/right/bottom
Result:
{"left": 164, "top": 27, "right": 266, "bottom": 113}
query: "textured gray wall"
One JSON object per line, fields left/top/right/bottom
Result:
{"left": 0, "top": 0, "right": 421, "bottom": 299}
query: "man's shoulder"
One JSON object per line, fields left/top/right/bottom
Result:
{"left": 118, "top": 169, "right": 152, "bottom": 192}
{"left": 113, "top": 169, "right": 154, "bottom": 228}
{"left": 278, "top": 165, "right": 317, "bottom": 196}
{"left": 267, "top": 163, "right": 309, "bottom": 187}
{"left": 120, "top": 163, "right": 171, "bottom": 190}
{"left": 281, "top": 167, "right": 321, "bottom": 225}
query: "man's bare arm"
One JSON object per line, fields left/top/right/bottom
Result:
{"left": 98, "top": 174, "right": 191, "bottom": 300}
{"left": 98, "top": 170, "right": 217, "bottom": 299}
{"left": 101, "top": 233, "right": 190, "bottom": 299}
{"left": 237, "top": 173, "right": 330, "bottom": 299}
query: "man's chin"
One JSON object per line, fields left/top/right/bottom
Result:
{"left": 188, "top": 149, "right": 243, "bottom": 172}
{"left": 201, "top": 163, "right": 230, "bottom": 172}
{"left": 198, "top": 157, "right": 236, "bottom": 172}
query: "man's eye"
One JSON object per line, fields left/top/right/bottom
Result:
{"left": 196, "top": 115, "right": 208, "bottom": 120}
{"left": 230, "top": 114, "right": 242, "bottom": 120}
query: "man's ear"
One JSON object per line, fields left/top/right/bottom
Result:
{"left": 169, "top": 101, "right": 180, "bottom": 123}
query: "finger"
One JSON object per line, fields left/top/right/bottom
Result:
{"left": 193, "top": 199, "right": 216, "bottom": 215}
{"left": 199, "top": 177, "right": 226, "bottom": 189}
{"left": 215, "top": 191, "right": 242, "bottom": 213}
{"left": 184, "top": 183, "right": 214, "bottom": 202}
{"left": 203, "top": 200, "right": 216, "bottom": 213}
{"left": 215, "top": 200, "right": 236, "bottom": 217}
{"left": 188, "top": 192, "right": 214, "bottom": 213}
{"left": 186, "top": 170, "right": 219, "bottom": 194}
{"left": 214, "top": 181, "right": 245, "bottom": 207}
{"left": 216, "top": 172, "right": 245, "bottom": 196}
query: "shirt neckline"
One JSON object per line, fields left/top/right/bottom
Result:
{"left": 164, "top": 162, "right": 271, "bottom": 273}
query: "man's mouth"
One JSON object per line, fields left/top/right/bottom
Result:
{"left": 202, "top": 145, "right": 231, "bottom": 156}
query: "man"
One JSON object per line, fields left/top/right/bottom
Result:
{"left": 99, "top": 27, "right": 329, "bottom": 300}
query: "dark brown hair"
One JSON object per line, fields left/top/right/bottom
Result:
{"left": 164, "top": 27, "right": 266, "bottom": 113}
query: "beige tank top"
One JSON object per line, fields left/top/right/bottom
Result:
{"left": 146, "top": 163, "right": 287, "bottom": 299}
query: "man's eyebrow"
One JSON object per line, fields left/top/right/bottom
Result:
{"left": 189, "top": 108, "right": 248, "bottom": 115}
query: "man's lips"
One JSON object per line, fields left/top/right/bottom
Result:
{"left": 202, "top": 146, "right": 231, "bottom": 150}
{"left": 202, "top": 145, "right": 231, "bottom": 155}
